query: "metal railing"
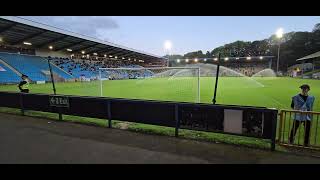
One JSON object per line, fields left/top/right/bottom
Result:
{"left": 277, "top": 109, "right": 320, "bottom": 149}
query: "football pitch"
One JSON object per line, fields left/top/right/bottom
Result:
{"left": 1, "top": 76, "right": 320, "bottom": 148}
{"left": 0, "top": 77, "right": 319, "bottom": 111}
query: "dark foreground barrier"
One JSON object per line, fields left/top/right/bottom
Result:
{"left": 0, "top": 91, "right": 278, "bottom": 150}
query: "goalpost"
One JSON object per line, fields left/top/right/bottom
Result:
{"left": 98, "top": 67, "right": 200, "bottom": 103}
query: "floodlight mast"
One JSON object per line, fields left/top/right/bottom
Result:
{"left": 212, "top": 53, "right": 221, "bottom": 104}
{"left": 276, "top": 28, "right": 284, "bottom": 75}
{"left": 164, "top": 40, "right": 172, "bottom": 67}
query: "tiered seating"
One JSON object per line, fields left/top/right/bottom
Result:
{"left": 53, "top": 58, "right": 97, "bottom": 78}
{"left": 52, "top": 57, "right": 153, "bottom": 80}
{"left": 119, "top": 65, "right": 154, "bottom": 78}
{"left": 0, "top": 62, "right": 20, "bottom": 83}
{"left": 0, "top": 53, "right": 73, "bottom": 82}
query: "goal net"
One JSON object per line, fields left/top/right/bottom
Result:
{"left": 98, "top": 67, "right": 200, "bottom": 103}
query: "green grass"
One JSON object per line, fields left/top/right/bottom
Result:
{"left": 1, "top": 77, "right": 319, "bottom": 110}
{"left": 127, "top": 123, "right": 272, "bottom": 149}
{"left": 1, "top": 77, "right": 320, "bottom": 150}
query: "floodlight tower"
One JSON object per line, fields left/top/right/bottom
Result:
{"left": 275, "top": 28, "right": 284, "bottom": 75}
{"left": 164, "top": 40, "right": 172, "bottom": 67}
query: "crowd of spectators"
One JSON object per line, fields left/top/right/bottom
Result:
{"left": 52, "top": 56, "right": 271, "bottom": 78}
{"left": 51, "top": 57, "right": 152, "bottom": 79}
{"left": 52, "top": 57, "right": 134, "bottom": 75}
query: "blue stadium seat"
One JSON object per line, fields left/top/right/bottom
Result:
{"left": 0, "top": 62, "right": 21, "bottom": 83}
{"left": 0, "top": 53, "right": 73, "bottom": 82}
{"left": 52, "top": 58, "right": 97, "bottom": 78}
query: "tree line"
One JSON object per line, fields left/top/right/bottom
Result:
{"left": 168, "top": 23, "right": 320, "bottom": 71}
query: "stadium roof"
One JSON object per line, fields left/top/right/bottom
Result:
{"left": 0, "top": 16, "right": 164, "bottom": 61}
{"left": 296, "top": 51, "right": 320, "bottom": 61}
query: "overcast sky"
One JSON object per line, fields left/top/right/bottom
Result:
{"left": 21, "top": 16, "right": 320, "bottom": 56}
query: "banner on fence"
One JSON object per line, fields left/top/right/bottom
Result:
{"left": 49, "top": 95, "right": 69, "bottom": 108}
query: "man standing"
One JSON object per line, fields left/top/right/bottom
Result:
{"left": 289, "top": 84, "right": 315, "bottom": 146}
{"left": 18, "top": 74, "right": 29, "bottom": 93}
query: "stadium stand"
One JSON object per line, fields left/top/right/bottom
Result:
{"left": 0, "top": 51, "right": 273, "bottom": 83}
{"left": 0, "top": 51, "right": 156, "bottom": 83}
{"left": 210, "top": 60, "right": 271, "bottom": 77}
{"left": 227, "top": 62, "right": 269, "bottom": 76}
{"left": 51, "top": 56, "right": 154, "bottom": 79}
{"left": 52, "top": 58, "right": 96, "bottom": 78}
{"left": 0, "top": 44, "right": 35, "bottom": 55}
{"left": 287, "top": 63, "right": 314, "bottom": 77}
{"left": 0, "top": 16, "right": 165, "bottom": 84}
{"left": 0, "top": 61, "right": 21, "bottom": 83}
{"left": 0, "top": 52, "right": 73, "bottom": 82}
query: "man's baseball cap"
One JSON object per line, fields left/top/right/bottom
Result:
{"left": 300, "top": 84, "right": 310, "bottom": 90}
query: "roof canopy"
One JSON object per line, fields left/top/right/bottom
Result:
{"left": 296, "top": 51, "right": 320, "bottom": 61}
{"left": 0, "top": 16, "right": 164, "bottom": 62}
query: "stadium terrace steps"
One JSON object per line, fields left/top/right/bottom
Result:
{"left": 0, "top": 59, "right": 22, "bottom": 77}
{"left": 0, "top": 52, "right": 74, "bottom": 82}
{"left": 49, "top": 61, "right": 74, "bottom": 78}
{"left": 0, "top": 60, "right": 21, "bottom": 83}
{"left": 53, "top": 58, "right": 96, "bottom": 78}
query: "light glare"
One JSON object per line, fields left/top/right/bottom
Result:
{"left": 276, "top": 28, "right": 284, "bottom": 38}
{"left": 164, "top": 40, "right": 172, "bottom": 51}
{"left": 23, "top": 42, "right": 32, "bottom": 46}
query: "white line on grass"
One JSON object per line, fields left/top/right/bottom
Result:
{"left": 270, "top": 97, "right": 286, "bottom": 109}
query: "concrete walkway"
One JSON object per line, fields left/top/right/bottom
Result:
{"left": 0, "top": 112, "right": 319, "bottom": 164}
